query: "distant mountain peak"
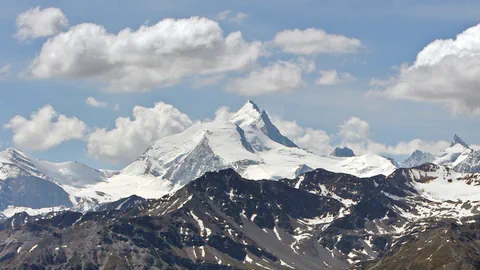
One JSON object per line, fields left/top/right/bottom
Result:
{"left": 451, "top": 134, "right": 469, "bottom": 148}
{"left": 230, "top": 100, "right": 263, "bottom": 127}
{"left": 3, "top": 147, "right": 25, "bottom": 156}
{"left": 246, "top": 99, "right": 260, "bottom": 111}
{"left": 400, "top": 150, "right": 435, "bottom": 168}
{"left": 330, "top": 147, "right": 356, "bottom": 157}
{"left": 229, "top": 101, "right": 297, "bottom": 148}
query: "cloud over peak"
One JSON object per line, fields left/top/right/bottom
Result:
{"left": 87, "top": 102, "right": 193, "bottom": 164}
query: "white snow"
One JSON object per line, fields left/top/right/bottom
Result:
{"left": 0, "top": 148, "right": 114, "bottom": 187}
{"left": 280, "top": 260, "right": 295, "bottom": 269}
{"left": 29, "top": 244, "right": 38, "bottom": 252}
{"left": 118, "top": 101, "right": 397, "bottom": 195}
{"left": 2, "top": 205, "right": 67, "bottom": 218}
{"left": 434, "top": 143, "right": 471, "bottom": 167}
{"left": 273, "top": 226, "right": 282, "bottom": 241}
{"left": 406, "top": 166, "right": 480, "bottom": 201}
{"left": 190, "top": 211, "right": 211, "bottom": 237}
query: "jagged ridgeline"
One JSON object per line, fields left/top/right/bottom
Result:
{"left": 0, "top": 101, "right": 397, "bottom": 216}
{"left": 2, "top": 166, "right": 480, "bottom": 269}
{"left": 1, "top": 102, "right": 480, "bottom": 269}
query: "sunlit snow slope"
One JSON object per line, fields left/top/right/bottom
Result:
{"left": 111, "top": 101, "right": 397, "bottom": 199}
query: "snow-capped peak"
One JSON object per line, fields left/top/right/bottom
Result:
{"left": 434, "top": 136, "right": 472, "bottom": 167}
{"left": 1, "top": 148, "right": 29, "bottom": 162}
{"left": 229, "top": 100, "right": 297, "bottom": 148}
{"left": 0, "top": 147, "right": 109, "bottom": 187}
{"left": 400, "top": 150, "right": 435, "bottom": 168}
{"left": 451, "top": 134, "right": 469, "bottom": 148}
{"left": 229, "top": 100, "right": 263, "bottom": 128}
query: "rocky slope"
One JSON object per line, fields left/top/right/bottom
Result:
{"left": 330, "top": 147, "right": 355, "bottom": 157}
{"left": 2, "top": 165, "right": 480, "bottom": 269}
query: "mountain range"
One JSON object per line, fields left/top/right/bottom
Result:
{"left": 0, "top": 100, "right": 401, "bottom": 216}
{"left": 1, "top": 100, "right": 478, "bottom": 214}
{"left": 0, "top": 100, "right": 480, "bottom": 269}
{"left": 2, "top": 163, "right": 480, "bottom": 269}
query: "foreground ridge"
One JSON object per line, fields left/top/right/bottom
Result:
{"left": 2, "top": 166, "right": 480, "bottom": 269}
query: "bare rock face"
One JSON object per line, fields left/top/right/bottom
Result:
{"left": 330, "top": 147, "right": 355, "bottom": 157}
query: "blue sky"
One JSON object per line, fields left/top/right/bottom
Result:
{"left": 1, "top": 0, "right": 480, "bottom": 169}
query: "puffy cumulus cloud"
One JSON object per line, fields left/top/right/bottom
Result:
{"left": 15, "top": 7, "right": 68, "bottom": 41}
{"left": 315, "top": 69, "right": 356, "bottom": 85}
{"left": 87, "top": 102, "right": 193, "bottom": 164}
{"left": 338, "top": 117, "right": 370, "bottom": 141}
{"left": 228, "top": 60, "right": 310, "bottom": 96}
{"left": 370, "top": 24, "right": 480, "bottom": 114}
{"left": 274, "top": 28, "right": 362, "bottom": 55}
{"left": 85, "top": 97, "right": 108, "bottom": 109}
{"left": 216, "top": 10, "right": 249, "bottom": 24}
{"left": 4, "top": 105, "right": 86, "bottom": 151}
{"left": 338, "top": 117, "right": 449, "bottom": 156}
{"left": 27, "top": 17, "right": 262, "bottom": 92}
{"left": 272, "top": 117, "right": 332, "bottom": 155}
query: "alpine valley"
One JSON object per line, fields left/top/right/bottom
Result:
{"left": 1, "top": 101, "right": 480, "bottom": 269}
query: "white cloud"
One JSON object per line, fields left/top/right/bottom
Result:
{"left": 214, "top": 106, "right": 235, "bottom": 122}
{"left": 87, "top": 102, "right": 193, "bottom": 164}
{"left": 15, "top": 6, "right": 68, "bottom": 41}
{"left": 274, "top": 28, "right": 362, "bottom": 55}
{"left": 315, "top": 69, "right": 355, "bottom": 85}
{"left": 228, "top": 60, "right": 308, "bottom": 96}
{"left": 229, "top": 12, "right": 248, "bottom": 24}
{"left": 272, "top": 117, "right": 332, "bottom": 155}
{"left": 370, "top": 23, "right": 480, "bottom": 114}
{"left": 0, "top": 65, "right": 10, "bottom": 80}
{"left": 216, "top": 10, "right": 249, "bottom": 24}
{"left": 4, "top": 105, "right": 86, "bottom": 151}
{"left": 296, "top": 57, "right": 316, "bottom": 73}
{"left": 338, "top": 117, "right": 370, "bottom": 141}
{"left": 85, "top": 97, "right": 108, "bottom": 109}
{"left": 27, "top": 17, "right": 262, "bottom": 92}
{"left": 338, "top": 117, "right": 449, "bottom": 156}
